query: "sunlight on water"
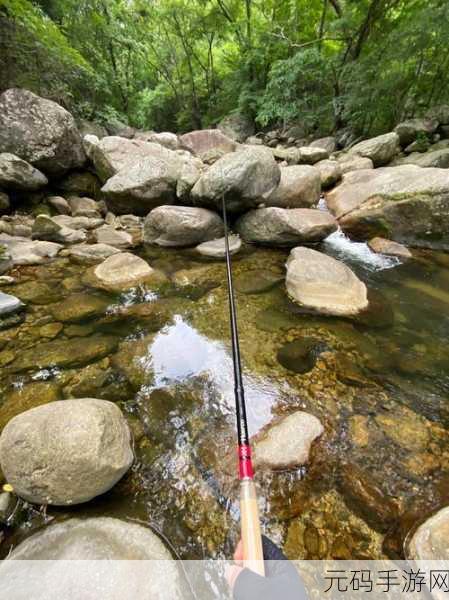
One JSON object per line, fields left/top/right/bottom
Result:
{"left": 138, "top": 316, "right": 289, "bottom": 435}
{"left": 323, "top": 229, "right": 401, "bottom": 271}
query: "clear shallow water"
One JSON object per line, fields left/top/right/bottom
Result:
{"left": 0, "top": 238, "right": 448, "bottom": 561}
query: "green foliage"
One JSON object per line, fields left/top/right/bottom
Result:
{"left": 1, "top": 0, "right": 449, "bottom": 136}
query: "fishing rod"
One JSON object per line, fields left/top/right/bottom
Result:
{"left": 222, "top": 196, "right": 265, "bottom": 577}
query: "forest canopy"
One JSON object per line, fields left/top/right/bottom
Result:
{"left": 1, "top": 0, "right": 449, "bottom": 137}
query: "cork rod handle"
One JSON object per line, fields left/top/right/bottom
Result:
{"left": 240, "top": 479, "right": 265, "bottom": 576}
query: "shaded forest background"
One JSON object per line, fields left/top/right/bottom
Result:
{"left": 1, "top": 0, "right": 449, "bottom": 137}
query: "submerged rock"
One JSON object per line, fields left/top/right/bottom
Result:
{"left": 277, "top": 338, "right": 325, "bottom": 374}
{"left": 191, "top": 146, "right": 280, "bottom": 212}
{"left": 196, "top": 234, "right": 241, "bottom": 258}
{"left": 0, "top": 518, "right": 179, "bottom": 600}
{"left": 286, "top": 247, "right": 368, "bottom": 316}
{"left": 267, "top": 165, "right": 321, "bottom": 208}
{"left": 0, "top": 399, "right": 133, "bottom": 505}
{"left": 237, "top": 207, "right": 337, "bottom": 246}
{"left": 49, "top": 293, "right": 109, "bottom": 323}
{"left": 10, "top": 335, "right": 118, "bottom": 372}
{"left": 407, "top": 506, "right": 449, "bottom": 560}
{"left": 0, "top": 88, "right": 85, "bottom": 176}
{"left": 87, "top": 252, "right": 163, "bottom": 292}
{"left": 0, "top": 153, "right": 48, "bottom": 191}
{"left": 0, "top": 382, "right": 60, "bottom": 431}
{"left": 254, "top": 411, "right": 324, "bottom": 469}
{"left": 368, "top": 237, "right": 412, "bottom": 259}
{"left": 234, "top": 269, "right": 283, "bottom": 294}
{"left": 144, "top": 205, "right": 224, "bottom": 247}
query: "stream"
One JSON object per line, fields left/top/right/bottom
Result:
{"left": 0, "top": 227, "right": 448, "bottom": 561}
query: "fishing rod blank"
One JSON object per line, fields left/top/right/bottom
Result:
{"left": 222, "top": 196, "right": 265, "bottom": 577}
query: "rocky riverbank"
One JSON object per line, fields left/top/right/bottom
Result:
{"left": 0, "top": 87, "right": 448, "bottom": 565}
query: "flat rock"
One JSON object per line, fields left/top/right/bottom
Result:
{"left": 315, "top": 159, "right": 342, "bottom": 189}
{"left": 94, "top": 225, "right": 134, "bottom": 248}
{"left": 407, "top": 506, "right": 449, "bottom": 560}
{"left": 310, "top": 136, "right": 337, "bottom": 153}
{"left": 0, "top": 291, "right": 23, "bottom": 316}
{"left": 368, "top": 237, "right": 412, "bottom": 258}
{"left": 0, "top": 88, "right": 85, "bottom": 176}
{"left": 10, "top": 335, "right": 118, "bottom": 372}
{"left": 0, "top": 518, "right": 179, "bottom": 600}
{"left": 254, "top": 411, "right": 324, "bottom": 469}
{"left": 346, "top": 132, "right": 400, "bottom": 166}
{"left": 298, "top": 146, "right": 329, "bottom": 164}
{"left": 0, "top": 233, "right": 62, "bottom": 265}
{"left": 52, "top": 215, "right": 103, "bottom": 230}
{"left": 236, "top": 207, "right": 337, "bottom": 246}
{"left": 67, "top": 195, "right": 101, "bottom": 218}
{"left": 339, "top": 156, "right": 374, "bottom": 174}
{"left": 144, "top": 205, "right": 224, "bottom": 247}
{"left": 286, "top": 247, "right": 368, "bottom": 316}
{"left": 394, "top": 148, "right": 449, "bottom": 168}
{"left": 50, "top": 293, "right": 109, "bottom": 323}
{"left": 32, "top": 215, "right": 86, "bottom": 244}
{"left": 191, "top": 146, "right": 280, "bottom": 213}
{"left": 267, "top": 165, "right": 321, "bottom": 208}
{"left": 0, "top": 153, "right": 48, "bottom": 191}
{"left": 326, "top": 165, "right": 449, "bottom": 249}
{"left": 180, "top": 129, "right": 237, "bottom": 160}
{"left": 66, "top": 243, "right": 120, "bottom": 264}
{"left": 0, "top": 399, "right": 133, "bottom": 505}
{"left": 196, "top": 234, "right": 241, "bottom": 258}
{"left": 88, "top": 252, "right": 161, "bottom": 291}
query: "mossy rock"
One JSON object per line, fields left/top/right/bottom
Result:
{"left": 0, "top": 382, "right": 60, "bottom": 432}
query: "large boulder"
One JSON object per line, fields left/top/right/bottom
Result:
{"left": 135, "top": 131, "right": 180, "bottom": 150}
{"left": 236, "top": 208, "right": 337, "bottom": 247}
{"left": 179, "top": 129, "right": 237, "bottom": 161}
{"left": 191, "top": 146, "right": 280, "bottom": 213}
{"left": 144, "top": 205, "right": 224, "bottom": 247}
{"left": 345, "top": 132, "right": 400, "bottom": 167}
{"left": 339, "top": 156, "right": 374, "bottom": 174}
{"left": 0, "top": 153, "right": 48, "bottom": 191}
{"left": 217, "top": 113, "right": 254, "bottom": 143}
{"left": 394, "top": 148, "right": 449, "bottom": 169}
{"left": 394, "top": 118, "right": 438, "bottom": 147}
{"left": 32, "top": 214, "right": 86, "bottom": 244}
{"left": 56, "top": 170, "right": 101, "bottom": 197}
{"left": 310, "top": 136, "right": 337, "bottom": 153}
{"left": 315, "top": 159, "right": 342, "bottom": 189}
{"left": 298, "top": 146, "right": 329, "bottom": 165}
{"left": 407, "top": 505, "right": 449, "bottom": 560}
{"left": 267, "top": 165, "right": 321, "bottom": 208}
{"left": 77, "top": 119, "right": 108, "bottom": 139}
{"left": 87, "top": 252, "right": 163, "bottom": 292}
{"left": 326, "top": 165, "right": 449, "bottom": 249}
{"left": 0, "top": 518, "right": 179, "bottom": 600}
{"left": 0, "top": 233, "right": 62, "bottom": 265}
{"left": 254, "top": 412, "right": 324, "bottom": 469}
{"left": 0, "top": 88, "right": 85, "bottom": 176}
{"left": 105, "top": 119, "right": 135, "bottom": 139}
{"left": 286, "top": 247, "right": 368, "bottom": 316}
{"left": 425, "top": 104, "right": 449, "bottom": 125}
{"left": 0, "top": 399, "right": 133, "bottom": 505}
{"left": 101, "top": 158, "right": 178, "bottom": 215}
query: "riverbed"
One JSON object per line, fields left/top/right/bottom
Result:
{"left": 0, "top": 230, "right": 448, "bottom": 561}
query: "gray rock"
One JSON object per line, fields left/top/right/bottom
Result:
{"left": 32, "top": 215, "right": 86, "bottom": 244}
{"left": 196, "top": 234, "right": 241, "bottom": 258}
{"left": 310, "top": 136, "right": 337, "bottom": 153}
{"left": 176, "top": 155, "right": 204, "bottom": 201}
{"left": 66, "top": 243, "right": 120, "bottom": 264}
{"left": 0, "top": 399, "right": 133, "bottom": 505}
{"left": 315, "top": 159, "right": 342, "bottom": 188}
{"left": 368, "top": 237, "right": 412, "bottom": 259}
{"left": 179, "top": 129, "right": 237, "bottom": 160}
{"left": 425, "top": 104, "right": 449, "bottom": 125}
{"left": 89, "top": 252, "right": 159, "bottom": 291}
{"left": 57, "top": 171, "right": 101, "bottom": 197}
{"left": 0, "top": 192, "right": 9, "bottom": 214}
{"left": 267, "top": 165, "right": 321, "bottom": 208}
{"left": 67, "top": 195, "right": 101, "bottom": 218}
{"left": 77, "top": 119, "right": 108, "bottom": 139}
{"left": 136, "top": 131, "right": 180, "bottom": 150}
{"left": 246, "top": 136, "right": 263, "bottom": 146}
{"left": 47, "top": 195, "right": 71, "bottom": 215}
{"left": 394, "top": 148, "right": 449, "bottom": 168}
{"left": 271, "top": 146, "right": 302, "bottom": 165}
{"left": 217, "top": 113, "right": 254, "bottom": 143}
{"left": 0, "top": 233, "right": 62, "bottom": 265}
{"left": 0, "top": 517, "right": 179, "bottom": 600}
{"left": 0, "top": 291, "right": 23, "bottom": 316}
{"left": 94, "top": 225, "right": 134, "bottom": 249}
{"left": 407, "top": 505, "right": 449, "bottom": 561}
{"left": 339, "top": 156, "right": 374, "bottom": 174}
{"left": 394, "top": 118, "right": 438, "bottom": 146}
{"left": 326, "top": 165, "right": 449, "bottom": 249}
{"left": 52, "top": 215, "right": 103, "bottom": 230}
{"left": 50, "top": 293, "right": 109, "bottom": 323}
{"left": 0, "top": 153, "right": 48, "bottom": 191}
{"left": 254, "top": 411, "right": 324, "bottom": 469}
{"left": 101, "top": 157, "right": 178, "bottom": 215}
{"left": 144, "top": 205, "right": 224, "bottom": 247}
{"left": 237, "top": 207, "right": 337, "bottom": 247}
{"left": 191, "top": 146, "right": 280, "bottom": 213}
{"left": 286, "top": 247, "right": 368, "bottom": 316}
{"left": 346, "top": 132, "right": 400, "bottom": 166}
{"left": 298, "top": 146, "right": 329, "bottom": 165}
{"left": 0, "top": 88, "right": 85, "bottom": 176}
{"left": 105, "top": 120, "right": 135, "bottom": 138}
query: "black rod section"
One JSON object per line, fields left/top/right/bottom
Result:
{"left": 222, "top": 196, "right": 250, "bottom": 447}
